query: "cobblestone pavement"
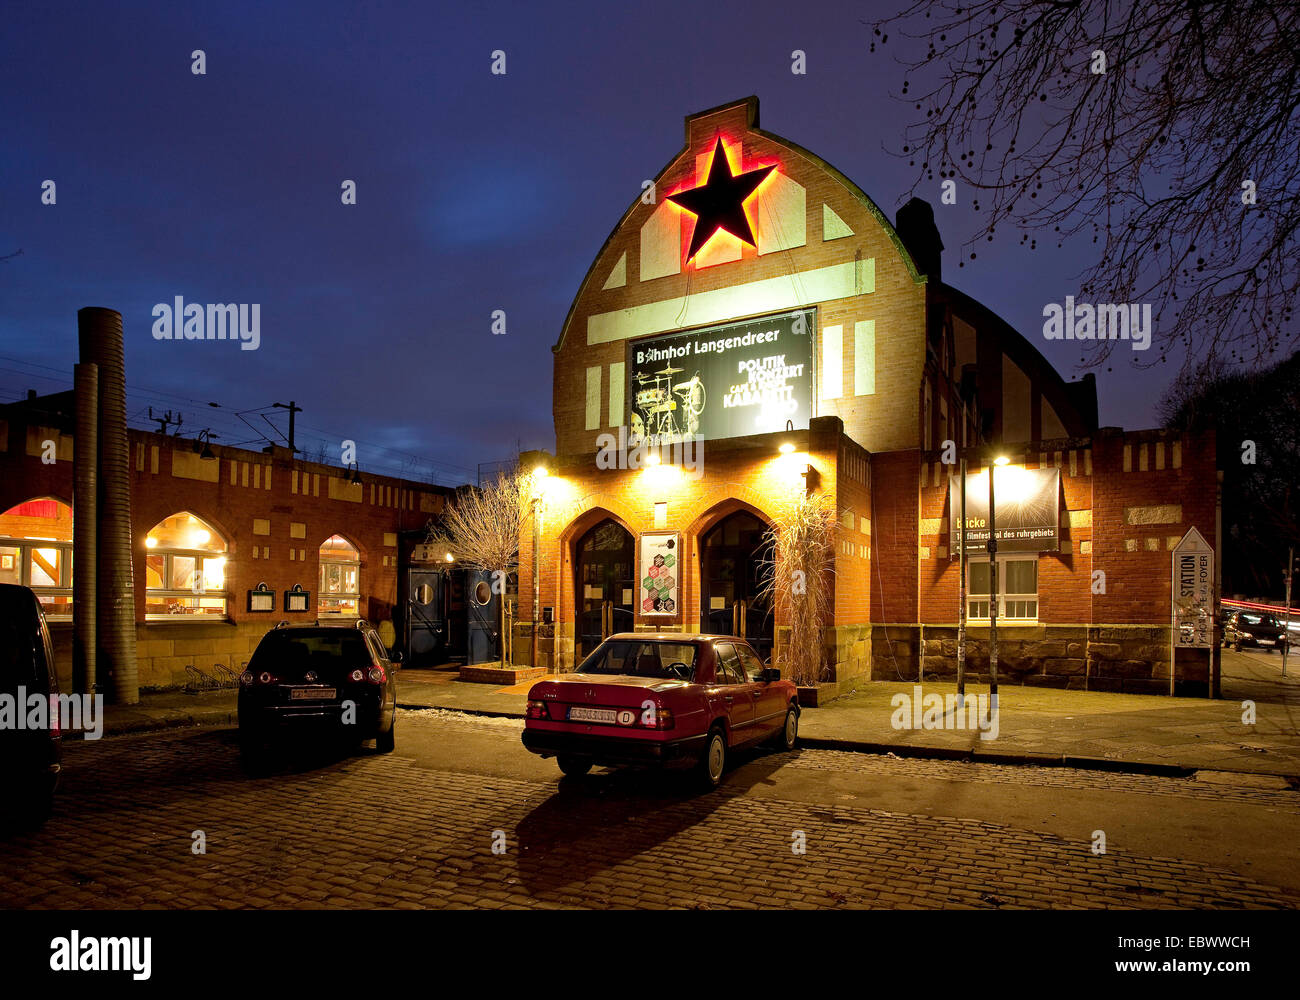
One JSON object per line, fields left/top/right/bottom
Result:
{"left": 2, "top": 711, "right": 1297, "bottom": 910}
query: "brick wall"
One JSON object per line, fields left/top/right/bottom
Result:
{"left": 0, "top": 416, "right": 454, "bottom": 691}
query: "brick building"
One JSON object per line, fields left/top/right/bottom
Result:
{"left": 515, "top": 97, "right": 1218, "bottom": 696}
{"left": 0, "top": 386, "right": 454, "bottom": 696}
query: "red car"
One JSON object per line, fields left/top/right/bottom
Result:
{"left": 521, "top": 633, "right": 799, "bottom": 788}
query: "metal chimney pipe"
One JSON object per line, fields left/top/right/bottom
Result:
{"left": 73, "top": 362, "right": 99, "bottom": 696}
{"left": 77, "top": 307, "right": 139, "bottom": 705}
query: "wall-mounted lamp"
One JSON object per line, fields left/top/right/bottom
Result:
{"left": 779, "top": 418, "right": 796, "bottom": 454}
{"left": 193, "top": 429, "right": 217, "bottom": 461}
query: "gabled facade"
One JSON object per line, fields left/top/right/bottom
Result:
{"left": 518, "top": 97, "right": 1216, "bottom": 696}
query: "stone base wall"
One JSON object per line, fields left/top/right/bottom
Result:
{"left": 511, "top": 621, "right": 575, "bottom": 671}
{"left": 873, "top": 623, "right": 1210, "bottom": 695}
{"left": 774, "top": 623, "right": 873, "bottom": 701}
{"left": 136, "top": 621, "right": 269, "bottom": 691}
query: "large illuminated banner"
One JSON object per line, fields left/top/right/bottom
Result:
{"left": 948, "top": 467, "right": 1061, "bottom": 554}
{"left": 626, "top": 309, "right": 814, "bottom": 443}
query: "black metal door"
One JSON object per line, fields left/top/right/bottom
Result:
{"left": 576, "top": 519, "right": 635, "bottom": 660}
{"left": 700, "top": 512, "right": 774, "bottom": 659}
{"left": 466, "top": 569, "right": 500, "bottom": 664}
{"left": 405, "top": 568, "right": 447, "bottom": 667}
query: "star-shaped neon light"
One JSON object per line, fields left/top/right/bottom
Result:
{"left": 667, "top": 138, "right": 776, "bottom": 261}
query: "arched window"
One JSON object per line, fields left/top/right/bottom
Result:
{"left": 144, "top": 512, "right": 227, "bottom": 619}
{"left": 0, "top": 498, "right": 74, "bottom": 619}
{"left": 318, "top": 535, "right": 360, "bottom": 616}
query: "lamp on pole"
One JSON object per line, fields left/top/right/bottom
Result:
{"left": 988, "top": 454, "right": 1010, "bottom": 698}
{"left": 531, "top": 464, "right": 548, "bottom": 672}
{"left": 957, "top": 455, "right": 968, "bottom": 701}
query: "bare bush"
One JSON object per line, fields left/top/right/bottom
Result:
{"left": 759, "top": 492, "right": 838, "bottom": 686}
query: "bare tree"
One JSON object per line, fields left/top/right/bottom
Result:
{"left": 1160, "top": 350, "right": 1300, "bottom": 596}
{"left": 431, "top": 471, "right": 527, "bottom": 664}
{"left": 759, "top": 492, "right": 838, "bottom": 687}
{"left": 871, "top": 0, "right": 1299, "bottom": 370}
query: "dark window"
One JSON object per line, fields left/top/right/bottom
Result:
{"left": 713, "top": 642, "right": 745, "bottom": 684}
{"left": 249, "top": 630, "right": 372, "bottom": 672}
{"left": 576, "top": 640, "right": 697, "bottom": 680}
{"left": 736, "top": 645, "right": 765, "bottom": 682}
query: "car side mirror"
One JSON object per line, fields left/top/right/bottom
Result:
{"left": 760, "top": 667, "right": 781, "bottom": 683}
{"left": 390, "top": 651, "right": 403, "bottom": 664}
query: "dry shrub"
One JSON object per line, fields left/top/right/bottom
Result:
{"left": 759, "top": 491, "right": 837, "bottom": 686}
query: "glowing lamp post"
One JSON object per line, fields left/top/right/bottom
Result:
{"left": 531, "top": 465, "right": 548, "bottom": 672}
{"left": 988, "top": 454, "right": 1010, "bottom": 697}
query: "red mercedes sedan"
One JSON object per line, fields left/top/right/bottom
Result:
{"left": 521, "top": 633, "right": 799, "bottom": 789}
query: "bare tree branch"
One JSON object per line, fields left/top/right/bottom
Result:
{"left": 872, "top": 0, "right": 1299, "bottom": 371}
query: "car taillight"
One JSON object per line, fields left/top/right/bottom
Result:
{"left": 239, "top": 671, "right": 254, "bottom": 686}
{"left": 367, "top": 666, "right": 386, "bottom": 684}
{"left": 643, "top": 706, "right": 674, "bottom": 730}
{"left": 526, "top": 700, "right": 551, "bottom": 720}
{"left": 348, "top": 668, "right": 365, "bottom": 683}
{"left": 258, "top": 671, "right": 276, "bottom": 685}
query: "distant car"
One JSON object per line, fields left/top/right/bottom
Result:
{"left": 1224, "top": 610, "right": 1290, "bottom": 653}
{"left": 0, "top": 584, "right": 62, "bottom": 831}
{"left": 521, "top": 633, "right": 798, "bottom": 789}
{"left": 238, "top": 619, "right": 399, "bottom": 762}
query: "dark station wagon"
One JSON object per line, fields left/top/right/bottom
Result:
{"left": 522, "top": 633, "right": 799, "bottom": 789}
{"left": 0, "top": 583, "right": 62, "bottom": 831}
{"left": 238, "top": 619, "right": 399, "bottom": 762}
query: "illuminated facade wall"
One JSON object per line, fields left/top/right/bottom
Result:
{"left": 524, "top": 97, "right": 1216, "bottom": 695}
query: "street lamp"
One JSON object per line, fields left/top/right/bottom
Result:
{"left": 531, "top": 465, "right": 549, "bottom": 673}
{"left": 988, "top": 454, "right": 1010, "bottom": 699}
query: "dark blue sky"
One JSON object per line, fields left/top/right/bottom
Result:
{"left": 1, "top": 0, "right": 1166, "bottom": 485}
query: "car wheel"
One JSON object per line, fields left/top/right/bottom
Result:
{"left": 557, "top": 756, "right": 592, "bottom": 777}
{"left": 696, "top": 727, "right": 727, "bottom": 789}
{"left": 377, "top": 714, "right": 396, "bottom": 754}
{"left": 770, "top": 705, "right": 799, "bottom": 751}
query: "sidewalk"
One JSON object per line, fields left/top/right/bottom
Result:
{"left": 96, "top": 657, "right": 1300, "bottom": 781}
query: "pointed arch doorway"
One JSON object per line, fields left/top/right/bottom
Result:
{"left": 699, "top": 511, "right": 774, "bottom": 659}
{"left": 575, "top": 518, "right": 635, "bottom": 659}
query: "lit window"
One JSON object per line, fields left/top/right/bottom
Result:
{"left": 318, "top": 535, "right": 360, "bottom": 616}
{"left": 0, "top": 499, "right": 74, "bottom": 619}
{"left": 967, "top": 556, "right": 1038, "bottom": 622}
{"left": 144, "top": 512, "right": 228, "bottom": 619}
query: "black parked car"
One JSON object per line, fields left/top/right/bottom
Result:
{"left": 238, "top": 619, "right": 399, "bottom": 761}
{"left": 0, "top": 584, "right": 62, "bottom": 831}
{"left": 1223, "top": 610, "right": 1290, "bottom": 653}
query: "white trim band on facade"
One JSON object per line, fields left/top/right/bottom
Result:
{"left": 586, "top": 258, "right": 875, "bottom": 346}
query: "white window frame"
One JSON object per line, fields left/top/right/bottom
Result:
{"left": 0, "top": 537, "right": 73, "bottom": 620}
{"left": 966, "top": 554, "right": 1038, "bottom": 623}
{"left": 318, "top": 537, "right": 361, "bottom": 617}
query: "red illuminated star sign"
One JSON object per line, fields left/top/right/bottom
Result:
{"left": 667, "top": 138, "right": 777, "bottom": 261}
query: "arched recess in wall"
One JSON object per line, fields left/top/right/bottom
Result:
{"left": 0, "top": 497, "right": 74, "bottom": 619}
{"left": 318, "top": 533, "right": 362, "bottom": 617}
{"left": 143, "top": 511, "right": 228, "bottom": 619}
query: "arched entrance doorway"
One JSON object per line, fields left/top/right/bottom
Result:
{"left": 575, "top": 518, "right": 635, "bottom": 659}
{"left": 699, "top": 511, "right": 774, "bottom": 659}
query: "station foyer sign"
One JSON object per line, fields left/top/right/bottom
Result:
{"left": 627, "top": 309, "right": 814, "bottom": 443}
{"left": 1172, "top": 528, "right": 1213, "bottom": 649}
{"left": 948, "top": 467, "right": 1061, "bottom": 554}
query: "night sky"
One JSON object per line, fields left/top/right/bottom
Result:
{"left": 1, "top": 1, "right": 1169, "bottom": 486}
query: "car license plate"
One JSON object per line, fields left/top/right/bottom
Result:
{"left": 290, "top": 687, "right": 336, "bottom": 700}
{"left": 1258, "top": 639, "right": 1275, "bottom": 646}
{"left": 569, "top": 706, "right": 617, "bottom": 724}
